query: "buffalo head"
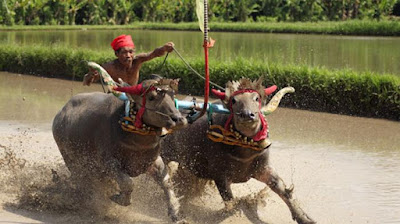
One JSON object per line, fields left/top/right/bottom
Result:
{"left": 211, "top": 77, "right": 276, "bottom": 138}
{"left": 115, "top": 77, "right": 187, "bottom": 130}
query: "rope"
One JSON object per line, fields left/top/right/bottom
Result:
{"left": 71, "top": 68, "right": 75, "bottom": 97}
{"left": 156, "top": 52, "right": 169, "bottom": 74}
{"left": 172, "top": 46, "right": 224, "bottom": 91}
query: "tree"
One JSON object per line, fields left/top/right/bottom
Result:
{"left": 1, "top": 0, "right": 14, "bottom": 25}
{"left": 393, "top": 0, "right": 400, "bottom": 16}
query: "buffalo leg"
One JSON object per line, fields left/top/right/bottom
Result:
{"left": 107, "top": 159, "right": 133, "bottom": 206}
{"left": 215, "top": 179, "right": 237, "bottom": 210}
{"left": 147, "top": 156, "right": 183, "bottom": 223}
{"left": 255, "top": 166, "right": 315, "bottom": 224}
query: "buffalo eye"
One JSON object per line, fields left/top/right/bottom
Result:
{"left": 148, "top": 94, "right": 156, "bottom": 101}
{"left": 253, "top": 94, "right": 259, "bottom": 102}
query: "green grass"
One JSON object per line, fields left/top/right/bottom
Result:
{"left": 1, "top": 20, "right": 400, "bottom": 36}
{"left": 1, "top": 43, "right": 399, "bottom": 120}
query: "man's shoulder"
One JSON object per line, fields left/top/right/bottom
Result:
{"left": 102, "top": 60, "right": 118, "bottom": 70}
{"left": 102, "top": 60, "right": 117, "bottom": 67}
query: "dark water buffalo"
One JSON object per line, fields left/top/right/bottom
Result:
{"left": 52, "top": 78, "right": 187, "bottom": 223}
{"left": 162, "top": 78, "right": 315, "bottom": 224}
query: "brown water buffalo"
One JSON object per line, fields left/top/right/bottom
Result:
{"left": 162, "top": 78, "right": 315, "bottom": 224}
{"left": 52, "top": 77, "right": 187, "bottom": 223}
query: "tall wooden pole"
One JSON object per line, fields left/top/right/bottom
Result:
{"left": 198, "top": 0, "right": 209, "bottom": 120}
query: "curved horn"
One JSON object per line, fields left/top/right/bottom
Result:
{"left": 114, "top": 83, "right": 144, "bottom": 95}
{"left": 88, "top": 61, "right": 128, "bottom": 100}
{"left": 262, "top": 87, "right": 295, "bottom": 116}
{"left": 264, "top": 85, "right": 278, "bottom": 96}
{"left": 211, "top": 89, "right": 226, "bottom": 100}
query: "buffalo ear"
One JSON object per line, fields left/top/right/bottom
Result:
{"left": 255, "top": 77, "right": 264, "bottom": 88}
{"left": 264, "top": 85, "right": 277, "bottom": 96}
{"left": 170, "top": 79, "right": 179, "bottom": 92}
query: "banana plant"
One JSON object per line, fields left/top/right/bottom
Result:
{"left": 234, "top": 0, "right": 259, "bottom": 22}
{"left": 66, "top": 0, "right": 87, "bottom": 25}
{"left": 115, "top": 0, "right": 134, "bottom": 24}
{"left": 86, "top": 0, "right": 107, "bottom": 25}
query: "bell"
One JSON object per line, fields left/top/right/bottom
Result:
{"left": 159, "top": 127, "right": 169, "bottom": 136}
{"left": 258, "top": 139, "right": 272, "bottom": 149}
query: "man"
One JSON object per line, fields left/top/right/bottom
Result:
{"left": 83, "top": 34, "right": 174, "bottom": 86}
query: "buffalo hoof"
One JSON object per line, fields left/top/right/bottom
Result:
{"left": 222, "top": 199, "right": 239, "bottom": 213}
{"left": 174, "top": 218, "right": 189, "bottom": 224}
{"left": 292, "top": 207, "right": 316, "bottom": 224}
{"left": 110, "top": 193, "right": 131, "bottom": 206}
{"left": 294, "top": 215, "right": 316, "bottom": 224}
{"left": 169, "top": 208, "right": 187, "bottom": 224}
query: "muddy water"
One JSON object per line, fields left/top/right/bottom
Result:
{"left": 1, "top": 71, "right": 400, "bottom": 224}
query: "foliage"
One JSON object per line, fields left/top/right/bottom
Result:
{"left": 393, "top": 0, "right": 400, "bottom": 16}
{"left": 1, "top": 0, "right": 399, "bottom": 25}
{"left": 0, "top": 43, "right": 398, "bottom": 120}
{"left": 1, "top": 20, "right": 400, "bottom": 36}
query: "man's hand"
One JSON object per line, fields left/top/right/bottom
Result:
{"left": 83, "top": 68, "right": 99, "bottom": 86}
{"left": 163, "top": 42, "right": 174, "bottom": 53}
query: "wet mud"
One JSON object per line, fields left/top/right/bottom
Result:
{"left": 1, "top": 72, "right": 400, "bottom": 223}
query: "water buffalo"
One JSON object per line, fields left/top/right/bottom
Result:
{"left": 52, "top": 77, "right": 187, "bottom": 223}
{"left": 162, "top": 78, "right": 315, "bottom": 224}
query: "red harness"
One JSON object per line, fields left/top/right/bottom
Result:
{"left": 224, "top": 89, "right": 268, "bottom": 142}
{"left": 115, "top": 83, "right": 156, "bottom": 128}
{"left": 134, "top": 86, "right": 157, "bottom": 128}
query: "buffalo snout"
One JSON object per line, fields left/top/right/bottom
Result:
{"left": 170, "top": 114, "right": 188, "bottom": 129}
{"left": 237, "top": 109, "right": 257, "bottom": 121}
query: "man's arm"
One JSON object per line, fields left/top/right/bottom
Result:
{"left": 135, "top": 42, "right": 174, "bottom": 64}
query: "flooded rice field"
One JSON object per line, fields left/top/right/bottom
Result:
{"left": 0, "top": 71, "right": 399, "bottom": 223}
{"left": 1, "top": 30, "right": 400, "bottom": 76}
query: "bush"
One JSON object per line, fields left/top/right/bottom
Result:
{"left": 1, "top": 44, "right": 399, "bottom": 120}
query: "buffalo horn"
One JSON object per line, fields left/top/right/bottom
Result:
{"left": 262, "top": 87, "right": 295, "bottom": 115}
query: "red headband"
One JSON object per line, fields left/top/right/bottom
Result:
{"left": 111, "top": 35, "right": 135, "bottom": 51}
{"left": 211, "top": 85, "right": 277, "bottom": 101}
